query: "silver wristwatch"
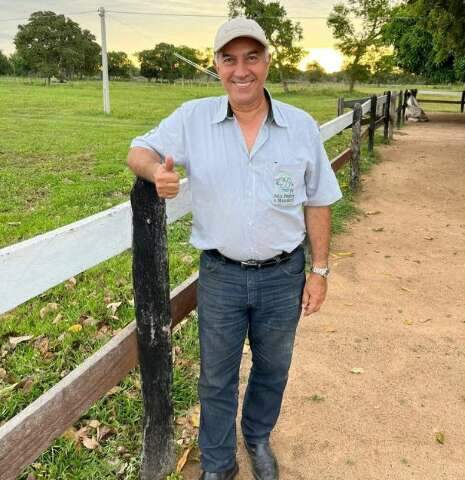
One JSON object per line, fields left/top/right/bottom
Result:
{"left": 310, "top": 265, "right": 330, "bottom": 278}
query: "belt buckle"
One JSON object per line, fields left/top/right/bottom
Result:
{"left": 240, "top": 259, "right": 260, "bottom": 269}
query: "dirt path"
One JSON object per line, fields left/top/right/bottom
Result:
{"left": 184, "top": 113, "right": 465, "bottom": 479}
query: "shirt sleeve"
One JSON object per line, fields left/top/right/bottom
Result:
{"left": 304, "top": 124, "right": 343, "bottom": 207}
{"left": 130, "top": 105, "right": 188, "bottom": 167}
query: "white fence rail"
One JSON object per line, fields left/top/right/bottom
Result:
{"left": 418, "top": 90, "right": 462, "bottom": 97}
{"left": 0, "top": 179, "right": 191, "bottom": 315}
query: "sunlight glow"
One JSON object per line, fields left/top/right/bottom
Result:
{"left": 299, "top": 48, "right": 343, "bottom": 73}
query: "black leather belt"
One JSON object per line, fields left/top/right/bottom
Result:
{"left": 204, "top": 245, "right": 301, "bottom": 269}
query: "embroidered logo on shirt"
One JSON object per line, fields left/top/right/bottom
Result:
{"left": 273, "top": 172, "right": 295, "bottom": 206}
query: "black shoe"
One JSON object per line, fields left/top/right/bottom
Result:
{"left": 244, "top": 441, "right": 279, "bottom": 480}
{"left": 199, "top": 462, "right": 239, "bottom": 480}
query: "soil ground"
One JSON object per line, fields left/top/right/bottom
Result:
{"left": 184, "top": 112, "right": 465, "bottom": 480}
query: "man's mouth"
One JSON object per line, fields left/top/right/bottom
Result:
{"left": 232, "top": 79, "right": 254, "bottom": 89}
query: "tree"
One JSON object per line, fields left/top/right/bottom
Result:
{"left": 327, "top": 0, "right": 391, "bottom": 91}
{"left": 8, "top": 53, "right": 30, "bottom": 76}
{"left": 175, "top": 45, "right": 205, "bottom": 79}
{"left": 14, "top": 11, "right": 101, "bottom": 83}
{"left": 305, "top": 61, "right": 325, "bottom": 83}
{"left": 138, "top": 43, "right": 177, "bottom": 82}
{"left": 382, "top": 1, "right": 465, "bottom": 82}
{"left": 228, "top": 0, "right": 305, "bottom": 92}
{"left": 0, "top": 51, "right": 12, "bottom": 75}
{"left": 108, "top": 51, "right": 134, "bottom": 79}
{"left": 138, "top": 43, "right": 205, "bottom": 82}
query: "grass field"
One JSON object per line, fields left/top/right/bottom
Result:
{"left": 0, "top": 77, "right": 458, "bottom": 479}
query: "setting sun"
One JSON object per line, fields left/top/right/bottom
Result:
{"left": 299, "top": 48, "right": 344, "bottom": 73}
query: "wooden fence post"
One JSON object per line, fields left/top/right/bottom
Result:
{"left": 337, "top": 97, "right": 344, "bottom": 117}
{"left": 389, "top": 92, "right": 396, "bottom": 140}
{"left": 461, "top": 90, "right": 465, "bottom": 113}
{"left": 384, "top": 91, "right": 391, "bottom": 142}
{"left": 397, "top": 91, "right": 403, "bottom": 128}
{"left": 350, "top": 103, "right": 362, "bottom": 191}
{"left": 402, "top": 90, "right": 409, "bottom": 123}
{"left": 131, "top": 178, "right": 175, "bottom": 480}
{"left": 368, "top": 95, "right": 377, "bottom": 154}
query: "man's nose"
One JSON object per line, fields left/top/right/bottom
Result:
{"left": 234, "top": 60, "right": 249, "bottom": 77}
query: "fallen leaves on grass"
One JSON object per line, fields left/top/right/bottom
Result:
{"left": 107, "top": 302, "right": 122, "bottom": 316}
{"left": 65, "top": 277, "right": 77, "bottom": 289}
{"left": 176, "top": 445, "right": 193, "bottom": 473}
{"left": 0, "top": 383, "right": 19, "bottom": 398}
{"left": 39, "top": 303, "right": 59, "bottom": 319}
{"left": 34, "top": 336, "right": 49, "bottom": 356}
{"left": 9, "top": 335, "right": 34, "bottom": 347}
{"left": 82, "top": 436, "right": 100, "bottom": 450}
{"left": 52, "top": 313, "right": 63, "bottom": 324}
{"left": 68, "top": 324, "right": 83, "bottom": 333}
{"left": 19, "top": 377, "right": 34, "bottom": 393}
{"left": 79, "top": 315, "right": 98, "bottom": 327}
{"left": 0, "top": 368, "right": 6, "bottom": 380}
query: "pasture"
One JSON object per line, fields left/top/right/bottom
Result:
{"left": 0, "top": 78, "right": 455, "bottom": 479}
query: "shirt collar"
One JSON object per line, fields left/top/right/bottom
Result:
{"left": 212, "top": 88, "right": 288, "bottom": 128}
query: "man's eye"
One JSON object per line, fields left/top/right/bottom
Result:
{"left": 223, "top": 57, "right": 234, "bottom": 65}
{"left": 247, "top": 55, "right": 259, "bottom": 63}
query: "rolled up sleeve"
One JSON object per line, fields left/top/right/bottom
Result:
{"left": 130, "top": 105, "right": 188, "bottom": 167}
{"left": 304, "top": 126, "right": 343, "bottom": 207}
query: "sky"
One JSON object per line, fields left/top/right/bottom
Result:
{"left": 0, "top": 0, "right": 344, "bottom": 72}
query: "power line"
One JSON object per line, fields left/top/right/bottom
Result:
{"left": 0, "top": 11, "right": 97, "bottom": 23}
{"left": 106, "top": 10, "right": 329, "bottom": 20}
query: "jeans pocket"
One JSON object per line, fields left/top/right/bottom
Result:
{"left": 200, "top": 251, "right": 221, "bottom": 274}
{"left": 278, "top": 248, "right": 305, "bottom": 277}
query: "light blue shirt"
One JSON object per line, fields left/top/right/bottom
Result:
{"left": 130, "top": 91, "right": 342, "bottom": 261}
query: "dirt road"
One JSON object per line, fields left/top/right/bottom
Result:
{"left": 185, "top": 112, "right": 465, "bottom": 480}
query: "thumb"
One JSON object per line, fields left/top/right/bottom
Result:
{"left": 165, "top": 155, "right": 174, "bottom": 172}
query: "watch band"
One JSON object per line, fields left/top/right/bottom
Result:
{"left": 310, "top": 265, "right": 330, "bottom": 278}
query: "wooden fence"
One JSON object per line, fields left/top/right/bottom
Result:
{"left": 0, "top": 90, "right": 399, "bottom": 480}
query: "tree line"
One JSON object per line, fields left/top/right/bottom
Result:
{"left": 1, "top": 1, "right": 465, "bottom": 90}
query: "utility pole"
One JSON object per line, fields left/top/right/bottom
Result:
{"left": 98, "top": 7, "right": 111, "bottom": 114}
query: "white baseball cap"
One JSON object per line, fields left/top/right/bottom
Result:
{"left": 214, "top": 17, "right": 268, "bottom": 53}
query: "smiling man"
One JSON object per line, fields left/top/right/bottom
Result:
{"left": 127, "top": 17, "right": 342, "bottom": 480}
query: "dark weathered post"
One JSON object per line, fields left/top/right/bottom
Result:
{"left": 397, "top": 90, "right": 403, "bottom": 128}
{"left": 337, "top": 97, "right": 344, "bottom": 117}
{"left": 461, "top": 90, "right": 465, "bottom": 113}
{"left": 389, "top": 92, "right": 396, "bottom": 140}
{"left": 384, "top": 91, "right": 391, "bottom": 142}
{"left": 350, "top": 103, "right": 362, "bottom": 191}
{"left": 368, "top": 95, "right": 377, "bottom": 153}
{"left": 402, "top": 90, "right": 409, "bottom": 123}
{"left": 131, "top": 178, "right": 175, "bottom": 480}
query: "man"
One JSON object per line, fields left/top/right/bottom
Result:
{"left": 128, "top": 17, "right": 342, "bottom": 480}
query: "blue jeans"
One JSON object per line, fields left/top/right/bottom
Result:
{"left": 197, "top": 245, "right": 306, "bottom": 473}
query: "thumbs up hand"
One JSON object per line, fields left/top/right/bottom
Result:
{"left": 153, "top": 155, "right": 180, "bottom": 199}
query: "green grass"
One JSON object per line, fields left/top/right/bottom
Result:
{"left": 0, "top": 77, "right": 452, "bottom": 478}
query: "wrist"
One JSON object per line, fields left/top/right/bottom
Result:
{"left": 310, "top": 265, "right": 330, "bottom": 278}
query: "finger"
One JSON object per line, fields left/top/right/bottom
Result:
{"left": 301, "top": 287, "right": 310, "bottom": 309}
{"left": 165, "top": 155, "right": 175, "bottom": 172}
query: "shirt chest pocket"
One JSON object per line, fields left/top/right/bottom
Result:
{"left": 270, "top": 162, "right": 307, "bottom": 207}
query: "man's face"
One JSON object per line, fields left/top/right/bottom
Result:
{"left": 215, "top": 37, "right": 269, "bottom": 107}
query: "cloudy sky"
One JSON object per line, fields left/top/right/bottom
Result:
{"left": 0, "top": 0, "right": 343, "bottom": 71}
